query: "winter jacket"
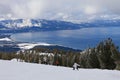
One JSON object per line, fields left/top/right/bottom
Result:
{"left": 73, "top": 63, "right": 80, "bottom": 68}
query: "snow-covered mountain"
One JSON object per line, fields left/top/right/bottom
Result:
{"left": 0, "top": 17, "right": 120, "bottom": 33}
{"left": 0, "top": 19, "right": 41, "bottom": 29}
{"left": 0, "top": 19, "right": 80, "bottom": 33}
{"left": 0, "top": 60, "right": 120, "bottom": 80}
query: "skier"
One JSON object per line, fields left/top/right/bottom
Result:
{"left": 73, "top": 62, "right": 80, "bottom": 70}
{"left": 55, "top": 60, "right": 59, "bottom": 66}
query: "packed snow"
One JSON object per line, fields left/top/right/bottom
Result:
{"left": 18, "top": 43, "right": 51, "bottom": 49}
{"left": 0, "top": 60, "right": 120, "bottom": 80}
{"left": 11, "top": 58, "right": 21, "bottom": 62}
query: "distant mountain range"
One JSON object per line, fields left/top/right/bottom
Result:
{"left": 0, "top": 19, "right": 80, "bottom": 33}
{"left": 0, "top": 18, "right": 120, "bottom": 33}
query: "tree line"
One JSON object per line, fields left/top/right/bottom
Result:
{"left": 79, "top": 38, "right": 120, "bottom": 70}
{"left": 0, "top": 38, "right": 120, "bottom": 70}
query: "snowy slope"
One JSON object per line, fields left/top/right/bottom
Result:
{"left": 0, "top": 60, "right": 120, "bottom": 80}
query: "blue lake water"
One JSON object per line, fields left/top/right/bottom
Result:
{"left": 11, "top": 27, "right": 120, "bottom": 50}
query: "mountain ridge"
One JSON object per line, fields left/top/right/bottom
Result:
{"left": 0, "top": 19, "right": 80, "bottom": 33}
{"left": 0, "top": 18, "right": 120, "bottom": 33}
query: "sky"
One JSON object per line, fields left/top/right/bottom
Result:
{"left": 0, "top": 0, "right": 120, "bottom": 20}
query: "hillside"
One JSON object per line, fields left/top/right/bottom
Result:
{"left": 0, "top": 60, "right": 120, "bottom": 80}
{"left": 0, "top": 35, "right": 80, "bottom": 52}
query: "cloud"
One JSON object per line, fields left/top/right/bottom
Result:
{"left": 0, "top": 0, "right": 120, "bottom": 19}
{"left": 0, "top": 0, "right": 46, "bottom": 18}
{"left": 11, "top": 0, "right": 46, "bottom": 18}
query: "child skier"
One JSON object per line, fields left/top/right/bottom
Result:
{"left": 73, "top": 62, "right": 80, "bottom": 70}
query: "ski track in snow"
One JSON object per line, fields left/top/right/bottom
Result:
{"left": 0, "top": 60, "right": 120, "bottom": 80}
